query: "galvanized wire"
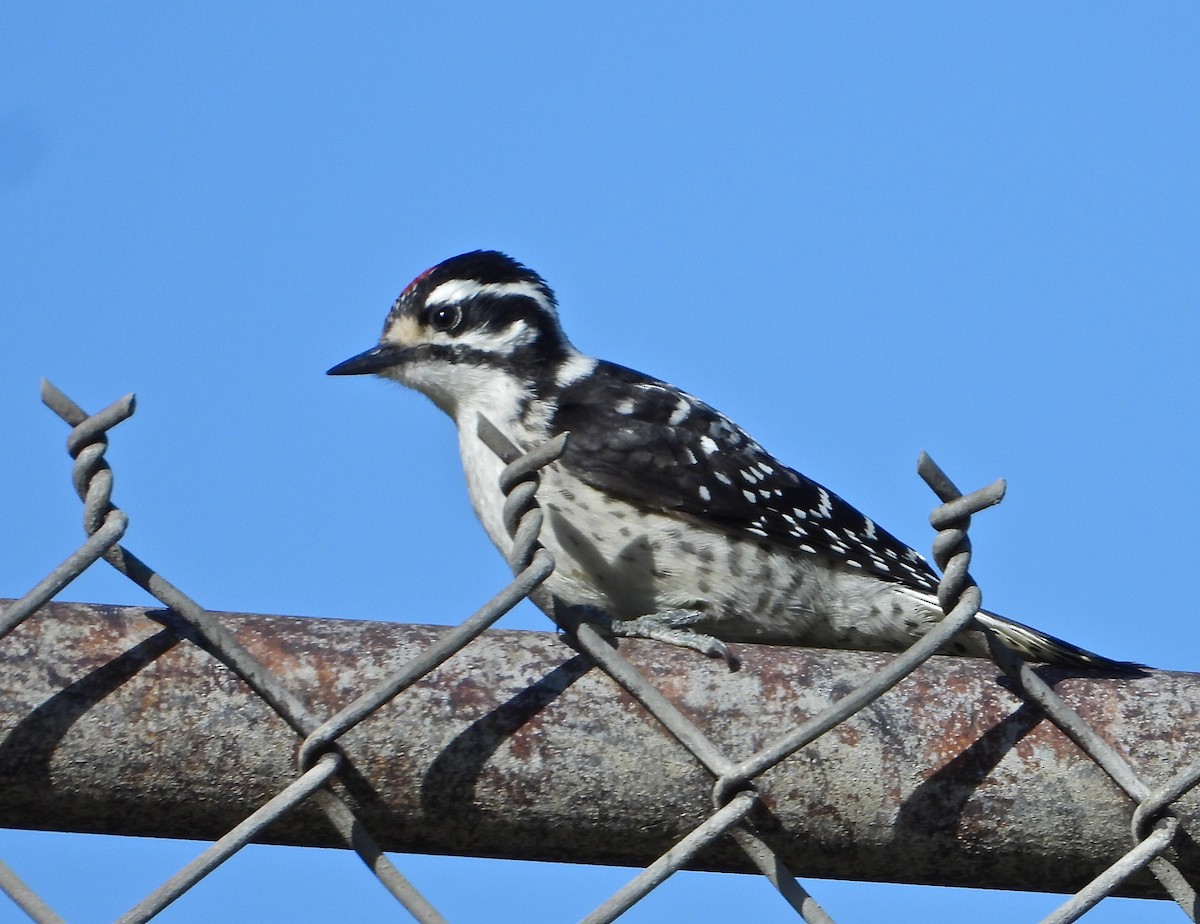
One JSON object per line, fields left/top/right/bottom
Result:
{"left": 478, "top": 415, "right": 857, "bottom": 923}
{"left": 3, "top": 382, "right": 1198, "bottom": 923}
{"left": 476, "top": 421, "right": 1200, "bottom": 921}
{"left": 34, "top": 382, "right": 449, "bottom": 922}
{"left": 922, "top": 455, "right": 1198, "bottom": 922}
{"left": 1, "top": 383, "right": 563, "bottom": 924}
{"left": 0, "top": 858, "right": 66, "bottom": 924}
{"left": 577, "top": 791, "right": 761, "bottom": 924}
{"left": 294, "top": 546, "right": 555, "bottom": 772}
{"left": 115, "top": 753, "right": 345, "bottom": 924}
{"left": 0, "top": 511, "right": 127, "bottom": 641}
{"left": 984, "top": 638, "right": 1198, "bottom": 920}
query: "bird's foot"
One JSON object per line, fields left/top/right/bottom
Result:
{"left": 610, "top": 610, "right": 739, "bottom": 669}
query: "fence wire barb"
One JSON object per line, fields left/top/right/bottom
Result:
{"left": 1, "top": 381, "right": 1197, "bottom": 923}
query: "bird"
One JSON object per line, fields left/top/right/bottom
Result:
{"left": 328, "top": 250, "right": 1131, "bottom": 670}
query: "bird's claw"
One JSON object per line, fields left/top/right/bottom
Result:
{"left": 610, "top": 610, "right": 739, "bottom": 669}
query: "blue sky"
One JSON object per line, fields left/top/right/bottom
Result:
{"left": 3, "top": 4, "right": 1198, "bottom": 921}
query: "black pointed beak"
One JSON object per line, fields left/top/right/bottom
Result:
{"left": 327, "top": 344, "right": 407, "bottom": 376}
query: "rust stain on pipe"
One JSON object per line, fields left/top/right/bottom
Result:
{"left": 0, "top": 599, "right": 1195, "bottom": 898}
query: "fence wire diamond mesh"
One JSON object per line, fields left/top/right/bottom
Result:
{"left": 1, "top": 381, "right": 1197, "bottom": 923}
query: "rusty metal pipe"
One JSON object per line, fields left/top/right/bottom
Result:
{"left": 0, "top": 599, "right": 1194, "bottom": 899}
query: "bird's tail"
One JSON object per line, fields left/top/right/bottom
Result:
{"left": 895, "top": 585, "right": 1142, "bottom": 670}
{"left": 973, "top": 610, "right": 1143, "bottom": 672}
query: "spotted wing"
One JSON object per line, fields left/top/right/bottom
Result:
{"left": 550, "top": 361, "right": 939, "bottom": 592}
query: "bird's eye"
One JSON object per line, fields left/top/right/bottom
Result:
{"left": 428, "top": 304, "right": 463, "bottom": 333}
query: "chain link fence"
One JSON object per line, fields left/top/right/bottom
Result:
{"left": 1, "top": 381, "right": 1197, "bottom": 922}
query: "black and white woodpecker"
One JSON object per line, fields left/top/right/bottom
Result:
{"left": 329, "top": 250, "right": 1129, "bottom": 669}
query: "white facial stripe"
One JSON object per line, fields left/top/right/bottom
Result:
{"left": 383, "top": 308, "right": 536, "bottom": 356}
{"left": 426, "top": 278, "right": 550, "bottom": 310}
{"left": 425, "top": 279, "right": 479, "bottom": 305}
{"left": 453, "top": 320, "right": 537, "bottom": 353}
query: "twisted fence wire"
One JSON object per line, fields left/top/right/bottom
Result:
{"left": 1, "top": 382, "right": 562, "bottom": 923}
{"left": 477, "top": 418, "right": 1039, "bottom": 922}
{"left": 919, "top": 453, "right": 1197, "bottom": 923}
{"left": 1, "top": 381, "right": 1197, "bottom": 922}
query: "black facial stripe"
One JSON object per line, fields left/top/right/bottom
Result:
{"left": 404, "top": 342, "right": 515, "bottom": 369}
{"left": 479, "top": 294, "right": 551, "bottom": 333}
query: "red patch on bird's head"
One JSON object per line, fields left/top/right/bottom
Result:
{"left": 401, "top": 265, "right": 436, "bottom": 298}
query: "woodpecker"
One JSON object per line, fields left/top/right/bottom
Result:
{"left": 329, "top": 250, "right": 1130, "bottom": 669}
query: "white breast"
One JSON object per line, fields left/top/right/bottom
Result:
{"left": 451, "top": 369, "right": 554, "bottom": 566}
{"left": 458, "top": 422, "right": 517, "bottom": 559}
{"left": 448, "top": 368, "right": 944, "bottom": 655}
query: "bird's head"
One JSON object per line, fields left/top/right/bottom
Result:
{"left": 328, "top": 251, "right": 572, "bottom": 417}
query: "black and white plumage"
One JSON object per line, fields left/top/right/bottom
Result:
{"left": 329, "top": 250, "right": 1129, "bottom": 670}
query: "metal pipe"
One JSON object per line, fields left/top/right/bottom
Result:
{"left": 0, "top": 599, "right": 1193, "bottom": 899}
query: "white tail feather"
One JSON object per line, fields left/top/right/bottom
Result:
{"left": 896, "top": 586, "right": 1139, "bottom": 670}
